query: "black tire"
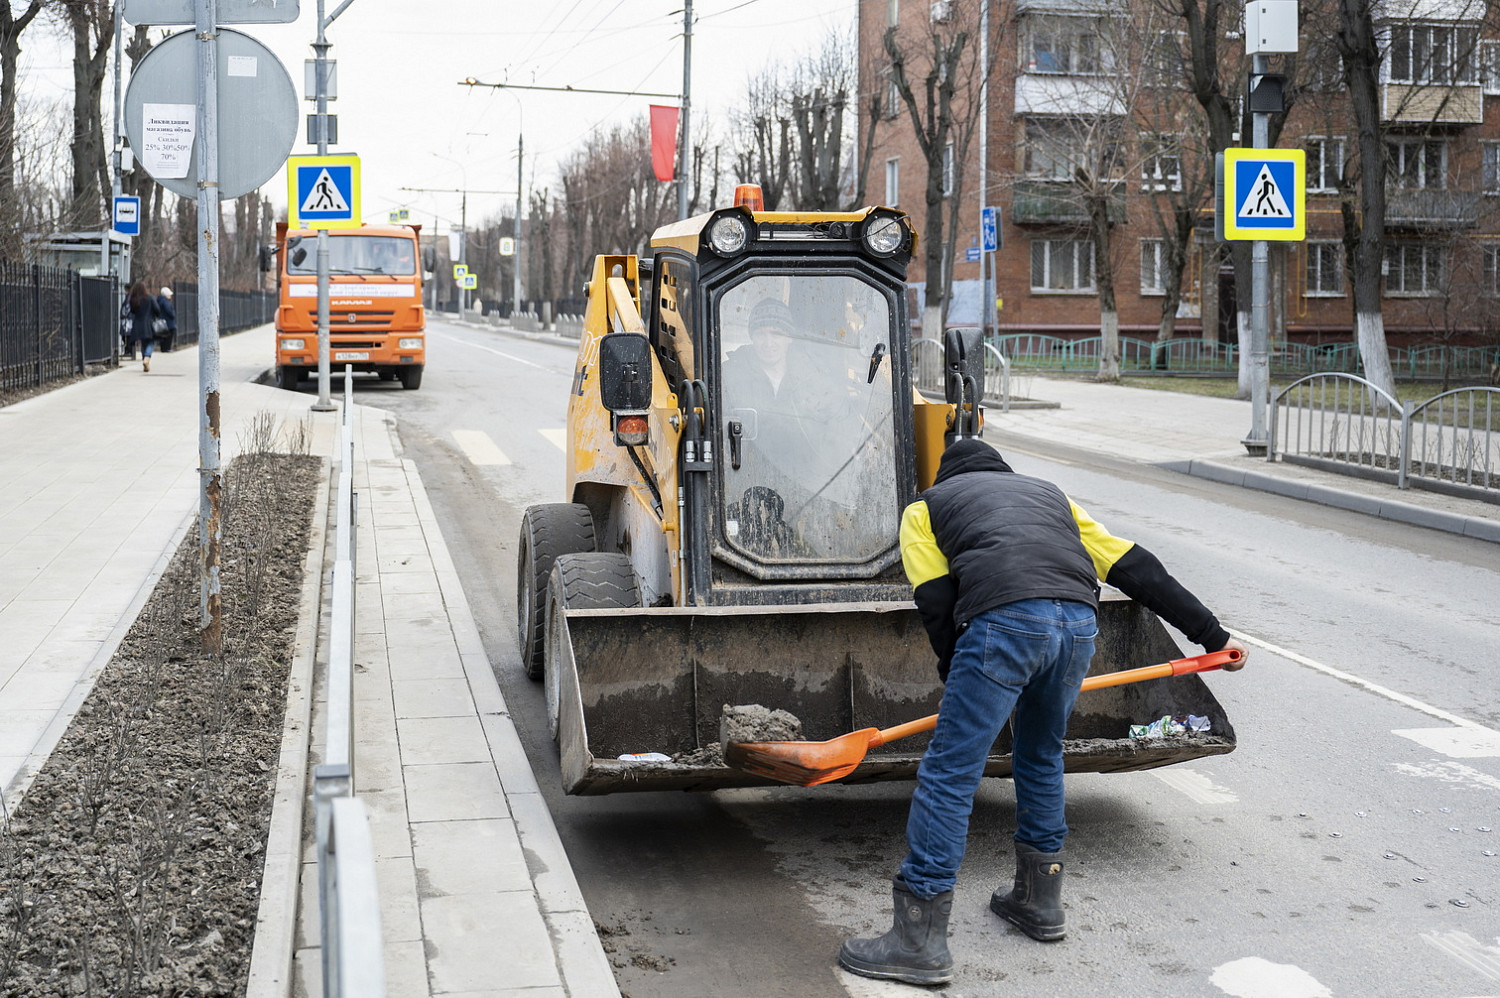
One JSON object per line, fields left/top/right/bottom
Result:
{"left": 545, "top": 553, "right": 639, "bottom": 740}
{"left": 400, "top": 366, "right": 424, "bottom": 390}
{"left": 516, "top": 503, "right": 596, "bottom": 680}
{"left": 278, "top": 365, "right": 301, "bottom": 391}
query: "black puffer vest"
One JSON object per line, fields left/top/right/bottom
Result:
{"left": 923, "top": 441, "right": 1099, "bottom": 624}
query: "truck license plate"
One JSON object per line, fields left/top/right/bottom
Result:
{"left": 334, "top": 351, "right": 370, "bottom": 361}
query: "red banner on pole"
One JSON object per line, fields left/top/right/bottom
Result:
{"left": 649, "top": 104, "right": 680, "bottom": 183}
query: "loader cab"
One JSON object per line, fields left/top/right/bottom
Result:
{"left": 646, "top": 203, "right": 919, "bottom": 602}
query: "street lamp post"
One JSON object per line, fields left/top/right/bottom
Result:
{"left": 432, "top": 153, "right": 469, "bottom": 314}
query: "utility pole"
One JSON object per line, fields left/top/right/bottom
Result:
{"left": 979, "top": 0, "right": 991, "bottom": 340}
{"left": 514, "top": 131, "right": 523, "bottom": 315}
{"left": 677, "top": 0, "right": 692, "bottom": 220}
{"left": 310, "top": 0, "right": 336, "bottom": 411}
{"left": 194, "top": 0, "right": 223, "bottom": 651}
{"left": 1244, "top": 49, "right": 1271, "bottom": 455}
{"left": 104, "top": 4, "right": 124, "bottom": 281}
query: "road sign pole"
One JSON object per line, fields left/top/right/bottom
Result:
{"left": 195, "top": 0, "right": 223, "bottom": 651}
{"left": 312, "top": 0, "right": 336, "bottom": 411}
{"left": 1244, "top": 52, "right": 1271, "bottom": 456}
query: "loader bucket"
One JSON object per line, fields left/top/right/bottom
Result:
{"left": 551, "top": 592, "right": 1236, "bottom": 795}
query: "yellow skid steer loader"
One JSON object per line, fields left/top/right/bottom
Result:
{"left": 517, "top": 194, "right": 1235, "bottom": 794}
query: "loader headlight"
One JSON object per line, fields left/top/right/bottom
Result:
{"left": 861, "top": 210, "right": 910, "bottom": 258}
{"left": 707, "top": 211, "right": 753, "bottom": 257}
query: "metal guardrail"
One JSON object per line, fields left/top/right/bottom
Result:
{"left": 911, "top": 337, "right": 1013, "bottom": 411}
{"left": 1270, "top": 374, "right": 1499, "bottom": 503}
{"left": 313, "top": 368, "right": 386, "bottom": 998}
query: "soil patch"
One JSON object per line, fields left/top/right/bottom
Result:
{"left": 0, "top": 416, "right": 319, "bottom": 997}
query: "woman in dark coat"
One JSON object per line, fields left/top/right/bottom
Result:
{"left": 123, "top": 281, "right": 161, "bottom": 371}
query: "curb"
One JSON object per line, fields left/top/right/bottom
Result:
{"left": 1164, "top": 458, "right": 1500, "bottom": 544}
{"left": 245, "top": 454, "right": 333, "bottom": 998}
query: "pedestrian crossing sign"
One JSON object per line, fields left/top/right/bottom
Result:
{"left": 287, "top": 154, "right": 360, "bottom": 229}
{"left": 1221, "top": 148, "right": 1304, "bottom": 241}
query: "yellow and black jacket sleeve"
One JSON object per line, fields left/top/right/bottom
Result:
{"left": 900, "top": 500, "right": 959, "bottom": 676}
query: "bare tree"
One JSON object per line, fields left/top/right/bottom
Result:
{"left": 731, "top": 68, "right": 794, "bottom": 208}
{"left": 58, "top": 0, "right": 114, "bottom": 228}
{"left": 883, "top": 0, "right": 991, "bottom": 338}
{"left": 0, "top": 0, "right": 45, "bottom": 246}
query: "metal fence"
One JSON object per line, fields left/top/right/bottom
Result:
{"left": 911, "top": 338, "right": 1013, "bottom": 411}
{"left": 1, "top": 261, "right": 117, "bottom": 393}
{"left": 314, "top": 372, "right": 386, "bottom": 998}
{"left": 993, "top": 333, "right": 1500, "bottom": 380}
{"left": 1270, "top": 373, "right": 1499, "bottom": 503}
{"left": 172, "top": 283, "right": 276, "bottom": 347}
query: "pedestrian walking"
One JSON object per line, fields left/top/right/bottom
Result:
{"left": 155, "top": 286, "right": 177, "bottom": 353}
{"left": 839, "top": 438, "right": 1248, "bottom": 987}
{"left": 122, "top": 281, "right": 162, "bottom": 372}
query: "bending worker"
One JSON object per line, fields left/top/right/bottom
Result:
{"left": 840, "top": 438, "right": 1248, "bottom": 987}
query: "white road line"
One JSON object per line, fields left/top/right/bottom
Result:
{"left": 1390, "top": 760, "right": 1500, "bottom": 794}
{"left": 1227, "top": 627, "right": 1499, "bottom": 737}
{"left": 538, "top": 428, "right": 567, "bottom": 451}
{"left": 1421, "top": 930, "right": 1500, "bottom": 982}
{"left": 1210, "top": 957, "right": 1331, "bottom": 997}
{"left": 429, "top": 331, "right": 549, "bottom": 370}
{"left": 1149, "top": 766, "right": 1238, "bottom": 805}
{"left": 1392, "top": 727, "right": 1500, "bottom": 759}
{"left": 450, "top": 430, "right": 511, "bottom": 466}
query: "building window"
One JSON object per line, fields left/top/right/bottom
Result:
{"left": 1024, "top": 15, "right": 1114, "bottom": 75}
{"left": 885, "top": 157, "right": 900, "bottom": 207}
{"left": 1306, "top": 137, "right": 1345, "bottom": 192}
{"left": 1385, "top": 242, "right": 1444, "bottom": 295}
{"left": 1387, "top": 138, "right": 1446, "bottom": 189}
{"left": 1140, "top": 134, "right": 1181, "bottom": 191}
{"left": 1143, "top": 32, "right": 1184, "bottom": 87}
{"left": 1023, "top": 117, "right": 1121, "bottom": 181}
{"left": 885, "top": 72, "right": 902, "bottom": 118}
{"left": 1305, "top": 242, "right": 1345, "bottom": 296}
{"left": 1387, "top": 22, "right": 1479, "bottom": 85}
{"left": 1484, "top": 244, "right": 1500, "bottom": 294}
{"left": 1031, "top": 239, "right": 1095, "bottom": 291}
{"left": 1484, "top": 142, "right": 1500, "bottom": 193}
{"left": 1140, "top": 239, "right": 1168, "bottom": 294}
{"left": 943, "top": 142, "right": 955, "bottom": 197}
{"left": 1484, "top": 40, "right": 1500, "bottom": 94}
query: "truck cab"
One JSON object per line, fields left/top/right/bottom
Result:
{"left": 270, "top": 222, "right": 426, "bottom": 390}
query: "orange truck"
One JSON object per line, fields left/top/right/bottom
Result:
{"left": 269, "top": 221, "right": 426, "bottom": 390}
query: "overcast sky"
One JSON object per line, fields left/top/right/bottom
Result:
{"left": 18, "top": 0, "right": 858, "bottom": 237}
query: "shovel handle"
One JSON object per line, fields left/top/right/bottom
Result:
{"left": 865, "top": 648, "right": 1241, "bottom": 749}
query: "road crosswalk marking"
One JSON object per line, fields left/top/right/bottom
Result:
{"left": 1392, "top": 726, "right": 1500, "bottom": 759}
{"left": 1149, "top": 766, "right": 1238, "bottom": 804}
{"left": 451, "top": 430, "right": 511, "bottom": 466}
{"left": 539, "top": 428, "right": 566, "bottom": 451}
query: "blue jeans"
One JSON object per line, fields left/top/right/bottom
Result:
{"left": 900, "top": 598, "right": 1098, "bottom": 899}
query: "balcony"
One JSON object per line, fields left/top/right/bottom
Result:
{"left": 1381, "top": 83, "right": 1483, "bottom": 125}
{"left": 1385, "top": 188, "right": 1480, "bottom": 228}
{"left": 1014, "top": 73, "right": 1124, "bottom": 116}
{"left": 1011, "top": 180, "right": 1126, "bottom": 225}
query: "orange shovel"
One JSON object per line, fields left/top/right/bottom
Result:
{"left": 724, "top": 648, "right": 1242, "bottom": 787}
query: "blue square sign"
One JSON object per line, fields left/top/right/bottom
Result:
{"left": 287, "top": 154, "right": 361, "bottom": 229}
{"left": 113, "top": 196, "right": 140, "bottom": 236}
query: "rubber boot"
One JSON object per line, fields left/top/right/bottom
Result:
{"left": 989, "top": 842, "right": 1066, "bottom": 941}
{"left": 839, "top": 876, "right": 954, "bottom": 986}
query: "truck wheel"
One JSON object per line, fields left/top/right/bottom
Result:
{"left": 278, "top": 366, "right": 301, "bottom": 391}
{"left": 545, "top": 553, "right": 639, "bottom": 741}
{"left": 399, "top": 366, "right": 423, "bottom": 390}
{"left": 516, "top": 503, "right": 596, "bottom": 681}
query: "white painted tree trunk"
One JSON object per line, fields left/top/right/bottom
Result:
{"left": 1356, "top": 310, "right": 1397, "bottom": 397}
{"left": 923, "top": 304, "right": 943, "bottom": 345}
{"left": 1097, "top": 309, "right": 1120, "bottom": 382}
{"left": 1236, "top": 309, "right": 1252, "bottom": 398}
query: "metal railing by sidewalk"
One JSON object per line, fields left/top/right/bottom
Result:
{"left": 1, "top": 261, "right": 116, "bottom": 394}
{"left": 911, "top": 338, "right": 1012, "bottom": 411}
{"left": 171, "top": 283, "right": 276, "bottom": 347}
{"left": 312, "top": 370, "right": 386, "bottom": 998}
{"left": 1270, "top": 373, "right": 1498, "bottom": 503}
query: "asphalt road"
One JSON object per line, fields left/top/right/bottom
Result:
{"left": 356, "top": 316, "right": 1500, "bottom": 998}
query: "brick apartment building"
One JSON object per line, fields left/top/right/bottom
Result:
{"left": 857, "top": 0, "right": 1500, "bottom": 353}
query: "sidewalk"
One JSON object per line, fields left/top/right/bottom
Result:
{"left": 1, "top": 330, "right": 1494, "bottom": 997}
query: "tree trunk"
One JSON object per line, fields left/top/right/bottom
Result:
{"left": 1099, "top": 309, "right": 1121, "bottom": 381}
